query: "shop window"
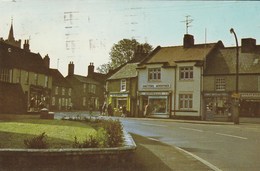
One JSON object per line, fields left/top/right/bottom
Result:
{"left": 121, "top": 79, "right": 126, "bottom": 91}
{"left": 179, "top": 94, "right": 193, "bottom": 110}
{"left": 215, "top": 78, "right": 226, "bottom": 91}
{"left": 180, "top": 67, "right": 193, "bottom": 80}
{"left": 148, "top": 96, "right": 167, "bottom": 114}
{"left": 148, "top": 68, "right": 161, "bottom": 81}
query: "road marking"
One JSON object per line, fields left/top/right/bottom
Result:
{"left": 216, "top": 133, "right": 248, "bottom": 140}
{"left": 180, "top": 127, "right": 203, "bottom": 132}
{"left": 141, "top": 123, "right": 167, "bottom": 127}
{"left": 176, "top": 147, "right": 222, "bottom": 171}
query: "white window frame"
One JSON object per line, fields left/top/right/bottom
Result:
{"left": 89, "top": 84, "right": 96, "bottom": 94}
{"left": 148, "top": 68, "right": 161, "bottom": 81}
{"left": 44, "top": 76, "right": 48, "bottom": 87}
{"left": 179, "top": 94, "right": 193, "bottom": 110}
{"left": 62, "top": 87, "right": 65, "bottom": 96}
{"left": 120, "top": 79, "right": 126, "bottom": 92}
{"left": 55, "top": 86, "right": 59, "bottom": 95}
{"left": 68, "top": 88, "right": 72, "bottom": 96}
{"left": 180, "top": 67, "right": 193, "bottom": 80}
{"left": 52, "top": 97, "right": 55, "bottom": 106}
{"left": 215, "top": 77, "right": 226, "bottom": 91}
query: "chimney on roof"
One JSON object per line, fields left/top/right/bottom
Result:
{"left": 183, "top": 34, "right": 194, "bottom": 48}
{"left": 241, "top": 38, "right": 256, "bottom": 53}
{"left": 68, "top": 61, "right": 74, "bottom": 76}
{"left": 23, "top": 39, "right": 30, "bottom": 52}
{"left": 88, "top": 62, "right": 94, "bottom": 77}
{"left": 132, "top": 45, "right": 148, "bottom": 62}
{"left": 43, "top": 54, "right": 50, "bottom": 68}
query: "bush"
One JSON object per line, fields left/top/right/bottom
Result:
{"left": 24, "top": 132, "right": 48, "bottom": 149}
{"left": 73, "top": 135, "right": 99, "bottom": 148}
{"left": 103, "top": 119, "right": 124, "bottom": 147}
{"left": 72, "top": 119, "right": 124, "bottom": 148}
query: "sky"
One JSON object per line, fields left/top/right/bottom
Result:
{"left": 1, "top": 0, "right": 260, "bottom": 76}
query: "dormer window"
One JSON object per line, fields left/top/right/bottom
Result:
{"left": 121, "top": 79, "right": 126, "bottom": 92}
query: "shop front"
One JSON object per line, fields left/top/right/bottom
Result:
{"left": 29, "top": 85, "right": 51, "bottom": 112}
{"left": 240, "top": 92, "right": 260, "bottom": 117}
{"left": 108, "top": 92, "right": 130, "bottom": 116}
{"left": 203, "top": 92, "right": 231, "bottom": 120}
{"left": 139, "top": 91, "right": 171, "bottom": 118}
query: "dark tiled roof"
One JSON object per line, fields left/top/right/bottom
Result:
{"left": 108, "top": 63, "right": 138, "bottom": 80}
{"left": 49, "top": 69, "right": 72, "bottom": 88}
{"left": 139, "top": 42, "right": 221, "bottom": 67}
{"left": 149, "top": 43, "right": 217, "bottom": 66}
{"left": 0, "top": 41, "right": 49, "bottom": 75}
{"left": 71, "top": 74, "right": 99, "bottom": 84}
{"left": 205, "top": 47, "right": 260, "bottom": 75}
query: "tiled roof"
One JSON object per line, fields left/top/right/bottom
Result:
{"left": 205, "top": 47, "right": 260, "bottom": 74}
{"left": 108, "top": 63, "right": 139, "bottom": 80}
{"left": 72, "top": 74, "right": 99, "bottom": 84}
{"left": 142, "top": 42, "right": 220, "bottom": 67}
{"left": 49, "top": 69, "right": 72, "bottom": 88}
{"left": 0, "top": 41, "right": 49, "bottom": 75}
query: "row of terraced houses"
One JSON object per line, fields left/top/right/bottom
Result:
{"left": 1, "top": 22, "right": 260, "bottom": 120}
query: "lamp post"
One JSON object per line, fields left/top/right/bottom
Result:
{"left": 230, "top": 28, "right": 239, "bottom": 124}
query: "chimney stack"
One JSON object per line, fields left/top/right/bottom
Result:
{"left": 43, "top": 54, "right": 50, "bottom": 68}
{"left": 68, "top": 61, "right": 74, "bottom": 76}
{"left": 23, "top": 39, "right": 30, "bottom": 52}
{"left": 183, "top": 34, "right": 194, "bottom": 48}
{"left": 88, "top": 62, "right": 94, "bottom": 77}
{"left": 241, "top": 38, "right": 256, "bottom": 53}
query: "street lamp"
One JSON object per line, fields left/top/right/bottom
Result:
{"left": 230, "top": 28, "right": 239, "bottom": 124}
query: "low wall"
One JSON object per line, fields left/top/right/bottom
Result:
{"left": 0, "top": 130, "right": 136, "bottom": 170}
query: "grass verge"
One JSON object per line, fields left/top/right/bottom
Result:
{"left": 0, "top": 115, "right": 96, "bottom": 148}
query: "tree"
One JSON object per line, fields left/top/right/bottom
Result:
{"left": 97, "top": 39, "right": 153, "bottom": 74}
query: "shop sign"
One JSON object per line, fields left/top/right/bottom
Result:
{"left": 109, "top": 93, "right": 128, "bottom": 97}
{"left": 240, "top": 93, "right": 260, "bottom": 99}
{"left": 204, "top": 92, "right": 229, "bottom": 97}
{"left": 142, "top": 84, "right": 171, "bottom": 89}
{"left": 139, "top": 91, "right": 170, "bottom": 96}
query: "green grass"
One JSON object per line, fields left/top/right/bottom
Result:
{"left": 0, "top": 116, "right": 97, "bottom": 148}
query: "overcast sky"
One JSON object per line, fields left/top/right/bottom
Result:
{"left": 1, "top": 0, "right": 260, "bottom": 76}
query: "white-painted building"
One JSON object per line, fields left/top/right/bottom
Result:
{"left": 137, "top": 34, "right": 223, "bottom": 119}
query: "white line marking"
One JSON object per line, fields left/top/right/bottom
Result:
{"left": 148, "top": 137, "right": 160, "bottom": 142}
{"left": 216, "top": 133, "right": 248, "bottom": 140}
{"left": 141, "top": 123, "right": 167, "bottom": 127}
{"left": 180, "top": 127, "right": 203, "bottom": 132}
{"left": 176, "top": 147, "right": 222, "bottom": 171}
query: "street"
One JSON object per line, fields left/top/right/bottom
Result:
{"left": 120, "top": 118, "right": 260, "bottom": 171}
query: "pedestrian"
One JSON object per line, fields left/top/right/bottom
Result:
{"left": 107, "top": 103, "right": 113, "bottom": 116}
{"left": 102, "top": 103, "right": 107, "bottom": 115}
{"left": 121, "top": 105, "right": 126, "bottom": 117}
{"left": 144, "top": 103, "right": 152, "bottom": 117}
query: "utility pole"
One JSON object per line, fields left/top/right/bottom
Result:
{"left": 181, "top": 15, "right": 194, "bottom": 34}
{"left": 230, "top": 28, "right": 240, "bottom": 124}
